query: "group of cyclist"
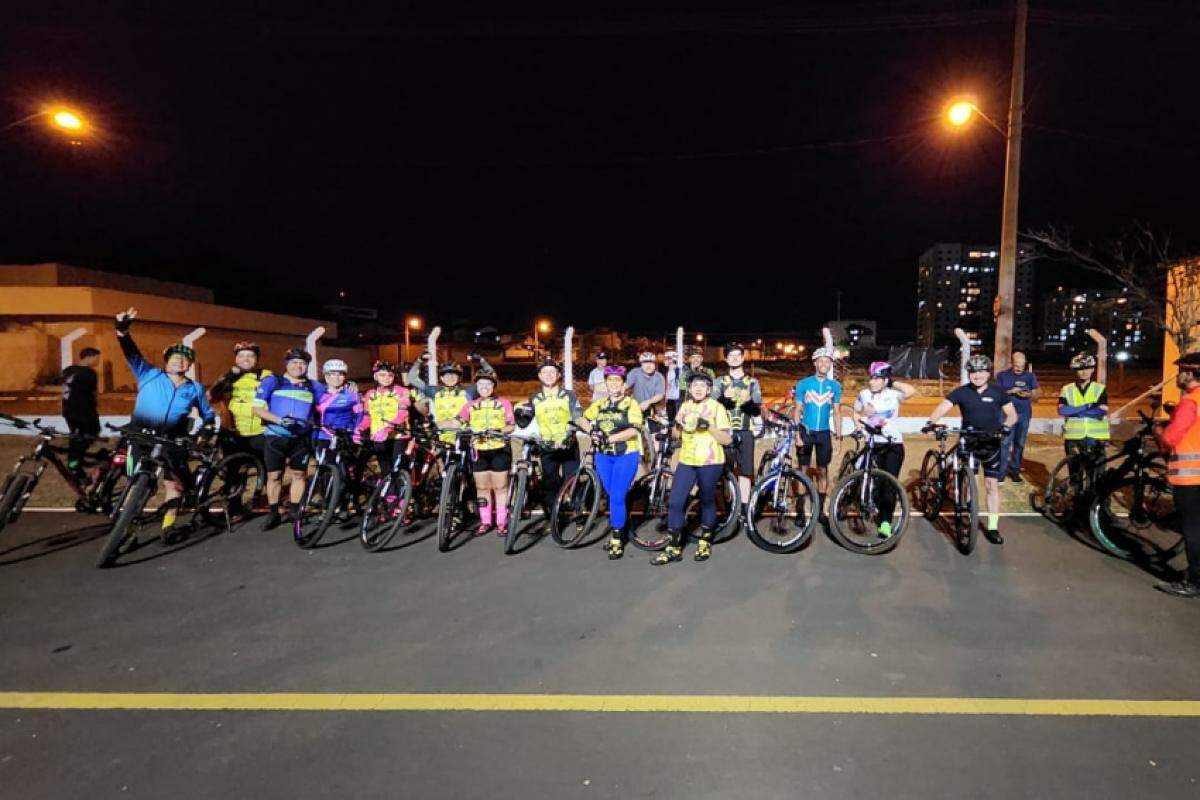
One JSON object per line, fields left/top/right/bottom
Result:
{"left": 72, "top": 306, "right": 1197, "bottom": 593}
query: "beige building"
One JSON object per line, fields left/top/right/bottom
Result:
{"left": 0, "top": 263, "right": 373, "bottom": 392}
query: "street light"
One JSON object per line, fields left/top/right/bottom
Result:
{"left": 404, "top": 315, "right": 423, "bottom": 363}
{"left": 1, "top": 106, "right": 90, "bottom": 138}
{"left": 534, "top": 318, "right": 552, "bottom": 354}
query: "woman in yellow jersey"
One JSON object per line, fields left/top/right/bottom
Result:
{"left": 653, "top": 371, "right": 733, "bottom": 564}
{"left": 453, "top": 371, "right": 515, "bottom": 535}
{"left": 523, "top": 357, "right": 584, "bottom": 515}
{"left": 576, "top": 365, "right": 643, "bottom": 559}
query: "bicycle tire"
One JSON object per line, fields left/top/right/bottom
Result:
{"left": 96, "top": 465, "right": 129, "bottom": 518}
{"left": 828, "top": 468, "right": 909, "bottom": 555}
{"left": 953, "top": 467, "right": 978, "bottom": 555}
{"left": 1041, "top": 456, "right": 1081, "bottom": 525}
{"left": 917, "top": 450, "right": 944, "bottom": 521}
{"left": 199, "top": 453, "right": 261, "bottom": 530}
{"left": 550, "top": 466, "right": 600, "bottom": 547}
{"left": 626, "top": 470, "right": 673, "bottom": 551}
{"left": 294, "top": 465, "right": 342, "bottom": 549}
{"left": 436, "top": 461, "right": 465, "bottom": 552}
{"left": 361, "top": 471, "right": 414, "bottom": 552}
{"left": 710, "top": 471, "right": 742, "bottom": 543}
{"left": 96, "top": 472, "right": 154, "bottom": 568}
{"left": 744, "top": 469, "right": 818, "bottom": 554}
{"left": 1088, "top": 474, "right": 1183, "bottom": 564}
{"left": 504, "top": 467, "right": 528, "bottom": 554}
{"left": 0, "top": 473, "right": 33, "bottom": 534}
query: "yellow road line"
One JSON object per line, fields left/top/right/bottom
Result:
{"left": 2, "top": 693, "right": 1200, "bottom": 717}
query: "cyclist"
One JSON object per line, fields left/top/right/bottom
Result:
{"left": 1157, "top": 351, "right": 1200, "bottom": 598}
{"left": 359, "top": 360, "right": 425, "bottom": 468}
{"left": 587, "top": 351, "right": 610, "bottom": 403}
{"left": 681, "top": 347, "right": 715, "bottom": 390}
{"left": 714, "top": 342, "right": 762, "bottom": 503}
{"left": 1058, "top": 352, "right": 1110, "bottom": 464}
{"left": 313, "top": 359, "right": 363, "bottom": 449}
{"left": 793, "top": 347, "right": 843, "bottom": 521}
{"left": 208, "top": 341, "right": 271, "bottom": 460}
{"left": 408, "top": 353, "right": 493, "bottom": 446}
{"left": 654, "top": 372, "right": 733, "bottom": 565}
{"left": 853, "top": 361, "right": 916, "bottom": 538}
{"left": 253, "top": 348, "right": 321, "bottom": 530}
{"left": 113, "top": 307, "right": 215, "bottom": 541}
{"left": 925, "top": 353, "right": 1017, "bottom": 545}
{"left": 627, "top": 352, "right": 666, "bottom": 419}
{"left": 664, "top": 350, "right": 682, "bottom": 422}
{"left": 524, "top": 357, "right": 583, "bottom": 515}
{"left": 61, "top": 346, "right": 101, "bottom": 473}
{"left": 576, "top": 365, "right": 644, "bottom": 560}
{"left": 451, "top": 370, "right": 515, "bottom": 535}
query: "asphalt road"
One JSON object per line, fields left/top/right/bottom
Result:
{"left": 2, "top": 509, "right": 1198, "bottom": 799}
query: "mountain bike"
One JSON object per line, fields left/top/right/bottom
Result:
{"left": 0, "top": 414, "right": 129, "bottom": 535}
{"left": 550, "top": 424, "right": 603, "bottom": 548}
{"left": 507, "top": 432, "right": 576, "bottom": 554}
{"left": 916, "top": 425, "right": 1003, "bottom": 555}
{"left": 435, "top": 429, "right": 491, "bottom": 552}
{"left": 96, "top": 426, "right": 254, "bottom": 567}
{"left": 294, "top": 429, "right": 374, "bottom": 549}
{"left": 828, "top": 423, "right": 910, "bottom": 554}
{"left": 1087, "top": 408, "right": 1180, "bottom": 564}
{"left": 1036, "top": 439, "right": 1111, "bottom": 525}
{"left": 744, "top": 410, "right": 819, "bottom": 553}
{"left": 360, "top": 429, "right": 440, "bottom": 552}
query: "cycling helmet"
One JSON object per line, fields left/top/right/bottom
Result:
{"left": 439, "top": 361, "right": 463, "bottom": 376}
{"left": 689, "top": 371, "right": 715, "bottom": 387}
{"left": 1070, "top": 352, "right": 1097, "bottom": 369}
{"left": 322, "top": 358, "right": 348, "bottom": 374}
{"left": 664, "top": 350, "right": 678, "bottom": 361}
{"left": 371, "top": 359, "right": 396, "bottom": 374}
{"left": 868, "top": 361, "right": 893, "bottom": 378}
{"left": 725, "top": 342, "right": 745, "bottom": 356}
{"left": 475, "top": 369, "right": 498, "bottom": 385}
{"left": 638, "top": 351, "right": 657, "bottom": 363}
{"left": 966, "top": 354, "right": 993, "bottom": 372}
{"left": 537, "top": 357, "right": 560, "bottom": 372}
{"left": 233, "top": 341, "right": 260, "bottom": 356}
{"left": 687, "top": 346, "right": 703, "bottom": 358}
{"left": 1175, "top": 352, "right": 1200, "bottom": 371}
{"left": 514, "top": 404, "right": 535, "bottom": 428}
{"left": 595, "top": 351, "right": 609, "bottom": 360}
{"left": 162, "top": 343, "right": 195, "bottom": 362}
{"left": 811, "top": 347, "right": 835, "bottom": 361}
{"left": 283, "top": 347, "right": 312, "bottom": 364}
{"left": 603, "top": 365, "right": 627, "bottom": 379}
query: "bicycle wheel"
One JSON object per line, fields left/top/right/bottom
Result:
{"left": 95, "top": 465, "right": 129, "bottom": 518}
{"left": 829, "top": 468, "right": 910, "bottom": 555}
{"left": 551, "top": 466, "right": 600, "bottom": 547}
{"left": 626, "top": 470, "right": 673, "bottom": 551}
{"left": 294, "top": 465, "right": 342, "bottom": 549}
{"left": 436, "top": 461, "right": 468, "bottom": 552}
{"left": 917, "top": 450, "right": 945, "bottom": 521}
{"left": 361, "top": 471, "right": 413, "bottom": 552}
{"left": 1041, "top": 456, "right": 1082, "bottom": 524}
{"left": 0, "top": 473, "right": 34, "bottom": 535}
{"left": 1089, "top": 474, "right": 1182, "bottom": 564}
{"left": 96, "top": 473, "right": 154, "bottom": 568}
{"left": 504, "top": 467, "right": 528, "bottom": 554}
{"left": 745, "top": 469, "right": 818, "bottom": 554}
{"left": 709, "top": 471, "right": 742, "bottom": 543}
{"left": 952, "top": 467, "right": 978, "bottom": 555}
{"left": 200, "top": 453, "right": 262, "bottom": 529}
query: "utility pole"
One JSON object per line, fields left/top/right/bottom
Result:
{"left": 993, "top": 0, "right": 1027, "bottom": 371}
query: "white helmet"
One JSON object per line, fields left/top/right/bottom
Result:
{"left": 322, "top": 358, "right": 348, "bottom": 374}
{"left": 811, "top": 347, "right": 835, "bottom": 361}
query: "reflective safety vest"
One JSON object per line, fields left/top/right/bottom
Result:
{"left": 432, "top": 387, "right": 471, "bottom": 444}
{"left": 228, "top": 369, "right": 270, "bottom": 437}
{"left": 1060, "top": 382, "right": 1110, "bottom": 441}
{"left": 1168, "top": 386, "right": 1200, "bottom": 486}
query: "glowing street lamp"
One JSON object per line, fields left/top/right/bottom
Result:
{"left": 947, "top": 100, "right": 974, "bottom": 127}
{"left": 533, "top": 319, "right": 552, "bottom": 354}
{"left": 2, "top": 106, "right": 90, "bottom": 139}
{"left": 404, "top": 316, "right": 423, "bottom": 363}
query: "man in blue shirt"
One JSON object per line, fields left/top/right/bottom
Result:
{"left": 995, "top": 351, "right": 1040, "bottom": 483}
{"left": 253, "top": 349, "right": 322, "bottom": 529}
{"left": 115, "top": 307, "right": 215, "bottom": 540}
{"left": 792, "top": 347, "right": 843, "bottom": 518}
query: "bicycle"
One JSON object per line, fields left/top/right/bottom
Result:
{"left": 97, "top": 426, "right": 256, "bottom": 567}
{"left": 0, "top": 413, "right": 129, "bottom": 534}
{"left": 916, "top": 424, "right": 1004, "bottom": 555}
{"left": 743, "top": 410, "right": 820, "bottom": 554}
{"left": 360, "top": 427, "right": 441, "bottom": 552}
{"left": 507, "top": 431, "right": 576, "bottom": 554}
{"left": 294, "top": 428, "right": 374, "bottom": 549}
{"left": 550, "top": 425, "right": 603, "bottom": 548}
{"left": 1087, "top": 408, "right": 1180, "bottom": 564}
{"left": 828, "top": 423, "right": 911, "bottom": 554}
{"left": 1036, "top": 439, "right": 1111, "bottom": 525}
{"left": 436, "top": 429, "right": 508, "bottom": 552}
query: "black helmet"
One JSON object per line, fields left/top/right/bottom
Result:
{"left": 162, "top": 343, "right": 195, "bottom": 362}
{"left": 689, "top": 371, "right": 714, "bottom": 387}
{"left": 1070, "top": 352, "right": 1097, "bottom": 370}
{"left": 233, "top": 340, "right": 260, "bottom": 356}
{"left": 283, "top": 347, "right": 312, "bottom": 364}
{"left": 439, "top": 361, "right": 463, "bottom": 376}
{"left": 966, "top": 354, "right": 992, "bottom": 372}
{"left": 1175, "top": 352, "right": 1200, "bottom": 371}
{"left": 537, "top": 357, "right": 560, "bottom": 372}
{"left": 514, "top": 404, "right": 535, "bottom": 428}
{"left": 372, "top": 359, "right": 397, "bottom": 374}
{"left": 725, "top": 342, "right": 745, "bottom": 356}
{"left": 476, "top": 369, "right": 498, "bottom": 386}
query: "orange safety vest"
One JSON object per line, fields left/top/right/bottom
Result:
{"left": 1167, "top": 386, "right": 1200, "bottom": 486}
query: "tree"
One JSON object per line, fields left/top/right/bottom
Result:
{"left": 1025, "top": 224, "right": 1200, "bottom": 353}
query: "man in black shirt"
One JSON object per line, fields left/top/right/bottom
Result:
{"left": 61, "top": 347, "right": 101, "bottom": 471}
{"left": 925, "top": 354, "right": 1017, "bottom": 544}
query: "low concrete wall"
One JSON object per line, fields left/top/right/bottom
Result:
{"left": 0, "top": 330, "right": 54, "bottom": 392}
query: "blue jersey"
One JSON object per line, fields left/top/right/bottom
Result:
{"left": 255, "top": 374, "right": 323, "bottom": 437}
{"left": 119, "top": 334, "right": 214, "bottom": 436}
{"left": 795, "top": 375, "right": 842, "bottom": 432}
{"left": 314, "top": 385, "right": 363, "bottom": 441}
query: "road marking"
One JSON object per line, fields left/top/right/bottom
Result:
{"left": 2, "top": 693, "right": 1199, "bottom": 717}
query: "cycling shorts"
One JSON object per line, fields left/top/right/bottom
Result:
{"left": 471, "top": 447, "right": 512, "bottom": 474}
{"left": 264, "top": 435, "right": 310, "bottom": 472}
{"left": 730, "top": 430, "right": 755, "bottom": 476}
{"left": 797, "top": 430, "right": 833, "bottom": 468}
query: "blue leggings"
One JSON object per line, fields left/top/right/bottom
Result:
{"left": 594, "top": 452, "right": 640, "bottom": 529}
{"left": 668, "top": 463, "right": 723, "bottom": 531}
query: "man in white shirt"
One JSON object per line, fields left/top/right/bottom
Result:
{"left": 587, "top": 352, "right": 610, "bottom": 402}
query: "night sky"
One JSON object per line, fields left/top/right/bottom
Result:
{"left": 2, "top": 1, "right": 1197, "bottom": 337}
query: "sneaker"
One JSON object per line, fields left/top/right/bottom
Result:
{"left": 160, "top": 525, "right": 188, "bottom": 546}
{"left": 262, "top": 509, "right": 282, "bottom": 531}
{"left": 693, "top": 539, "right": 712, "bottom": 562}
{"left": 652, "top": 545, "right": 683, "bottom": 566}
{"left": 879, "top": 521, "right": 893, "bottom": 539}
{"left": 1009, "top": 473, "right": 1024, "bottom": 484}
{"left": 606, "top": 537, "right": 624, "bottom": 560}
{"left": 1155, "top": 580, "right": 1200, "bottom": 599}
{"left": 983, "top": 528, "right": 1004, "bottom": 545}
{"left": 476, "top": 522, "right": 493, "bottom": 536}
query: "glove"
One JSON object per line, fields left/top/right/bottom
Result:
{"left": 694, "top": 417, "right": 710, "bottom": 432}
{"left": 717, "top": 395, "right": 736, "bottom": 410}
{"left": 114, "top": 314, "right": 133, "bottom": 334}
{"left": 739, "top": 400, "right": 761, "bottom": 416}
{"left": 279, "top": 417, "right": 307, "bottom": 434}
{"left": 591, "top": 430, "right": 609, "bottom": 449}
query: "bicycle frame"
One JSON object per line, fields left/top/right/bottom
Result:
{"left": 1, "top": 415, "right": 124, "bottom": 504}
